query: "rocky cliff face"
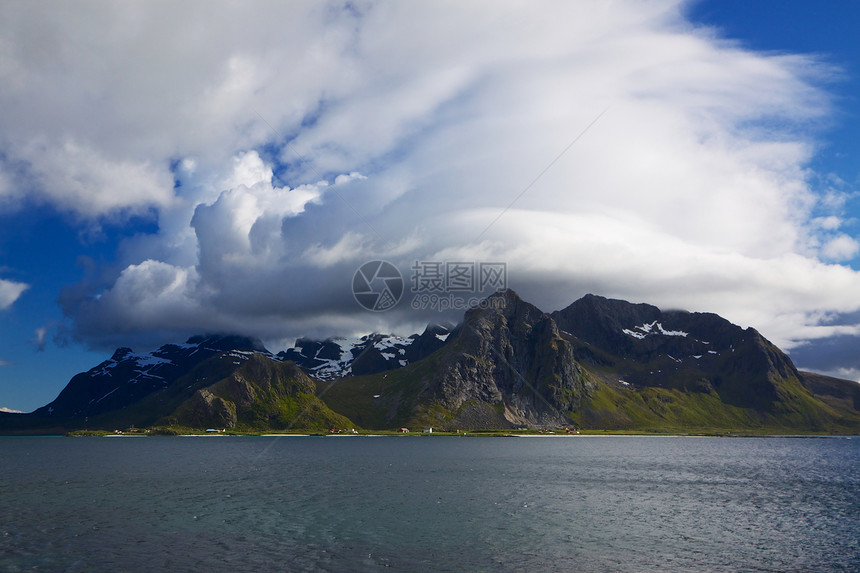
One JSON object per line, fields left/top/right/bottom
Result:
{"left": 421, "top": 290, "right": 591, "bottom": 427}
{"left": 172, "top": 389, "right": 237, "bottom": 429}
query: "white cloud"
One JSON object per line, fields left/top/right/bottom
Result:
{"left": 83, "top": 260, "right": 203, "bottom": 331}
{"left": 0, "top": 278, "right": 28, "bottom": 310}
{"left": 0, "top": 0, "right": 362, "bottom": 218}
{"left": 821, "top": 235, "right": 860, "bottom": 261}
{"left": 813, "top": 216, "right": 843, "bottom": 231}
{"left": 826, "top": 368, "right": 860, "bottom": 383}
{"left": 30, "top": 326, "right": 49, "bottom": 352}
{"left": 302, "top": 232, "right": 370, "bottom": 268}
{"left": 191, "top": 151, "right": 331, "bottom": 274}
{"left": 1, "top": 0, "right": 857, "bottom": 373}
{"left": 3, "top": 138, "right": 175, "bottom": 217}
{"left": 0, "top": 406, "right": 23, "bottom": 413}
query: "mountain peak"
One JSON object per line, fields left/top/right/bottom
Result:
{"left": 487, "top": 288, "right": 522, "bottom": 301}
{"left": 185, "top": 334, "right": 269, "bottom": 354}
{"left": 277, "top": 325, "right": 454, "bottom": 380}
{"left": 110, "top": 347, "right": 134, "bottom": 362}
{"left": 568, "top": 293, "right": 661, "bottom": 320}
{"left": 422, "top": 289, "right": 588, "bottom": 429}
{"left": 467, "top": 288, "right": 544, "bottom": 325}
{"left": 551, "top": 295, "right": 801, "bottom": 410}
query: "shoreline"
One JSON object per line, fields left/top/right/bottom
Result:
{"left": 5, "top": 430, "right": 857, "bottom": 439}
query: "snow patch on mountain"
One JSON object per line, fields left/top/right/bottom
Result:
{"left": 279, "top": 326, "right": 453, "bottom": 380}
{"left": 130, "top": 353, "right": 171, "bottom": 367}
{"left": 299, "top": 334, "right": 415, "bottom": 380}
{"left": 622, "top": 321, "right": 689, "bottom": 339}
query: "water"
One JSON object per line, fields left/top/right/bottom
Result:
{"left": 1, "top": 435, "right": 857, "bottom": 572}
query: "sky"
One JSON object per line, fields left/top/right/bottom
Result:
{"left": 1, "top": 0, "right": 860, "bottom": 413}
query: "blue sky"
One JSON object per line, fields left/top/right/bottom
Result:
{"left": 688, "top": 0, "right": 860, "bottom": 229}
{"left": 1, "top": 0, "right": 860, "bottom": 412}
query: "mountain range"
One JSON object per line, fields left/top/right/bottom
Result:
{"left": 1, "top": 291, "right": 858, "bottom": 434}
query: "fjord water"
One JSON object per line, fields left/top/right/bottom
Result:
{"left": 1, "top": 436, "right": 857, "bottom": 572}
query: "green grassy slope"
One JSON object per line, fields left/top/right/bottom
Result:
{"left": 168, "top": 354, "right": 355, "bottom": 431}
{"left": 572, "top": 370, "right": 860, "bottom": 434}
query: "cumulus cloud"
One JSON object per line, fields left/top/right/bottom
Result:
{"left": 0, "top": 278, "right": 28, "bottom": 310}
{"left": 2, "top": 1, "right": 859, "bottom": 377}
{"left": 7, "top": 139, "right": 175, "bottom": 217}
{"left": 820, "top": 235, "right": 860, "bottom": 261}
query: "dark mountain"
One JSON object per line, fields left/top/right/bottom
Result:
{"left": 276, "top": 324, "right": 452, "bottom": 379}
{"left": 165, "top": 354, "right": 353, "bottom": 431}
{"left": 551, "top": 294, "right": 798, "bottom": 410}
{"left": 32, "top": 334, "right": 269, "bottom": 419}
{"left": 3, "top": 292, "right": 858, "bottom": 434}
{"left": 1, "top": 334, "right": 354, "bottom": 433}
{"left": 799, "top": 371, "right": 860, "bottom": 412}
